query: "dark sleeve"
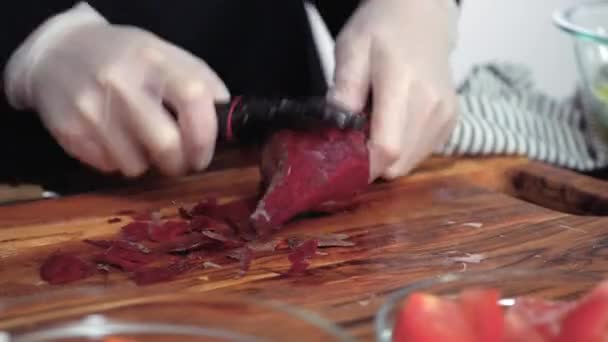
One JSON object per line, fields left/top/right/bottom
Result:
{"left": 310, "top": 0, "right": 461, "bottom": 38}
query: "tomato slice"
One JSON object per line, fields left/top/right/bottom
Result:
{"left": 507, "top": 296, "right": 575, "bottom": 340}
{"left": 458, "top": 288, "right": 504, "bottom": 342}
{"left": 503, "top": 307, "right": 548, "bottom": 342}
{"left": 392, "top": 292, "right": 476, "bottom": 342}
{"left": 556, "top": 281, "right": 608, "bottom": 342}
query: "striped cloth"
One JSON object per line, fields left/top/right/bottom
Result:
{"left": 437, "top": 63, "right": 608, "bottom": 171}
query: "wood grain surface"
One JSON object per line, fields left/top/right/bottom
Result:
{"left": 0, "top": 154, "right": 607, "bottom": 341}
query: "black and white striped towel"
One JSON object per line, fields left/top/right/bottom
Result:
{"left": 437, "top": 63, "right": 608, "bottom": 171}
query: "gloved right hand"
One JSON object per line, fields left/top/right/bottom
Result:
{"left": 4, "top": 2, "right": 229, "bottom": 177}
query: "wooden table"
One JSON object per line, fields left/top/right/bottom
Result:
{"left": 1, "top": 153, "right": 608, "bottom": 341}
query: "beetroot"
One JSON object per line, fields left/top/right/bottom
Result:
{"left": 85, "top": 239, "right": 151, "bottom": 254}
{"left": 120, "top": 222, "right": 150, "bottom": 242}
{"left": 147, "top": 220, "right": 189, "bottom": 242}
{"left": 286, "top": 239, "right": 319, "bottom": 274}
{"left": 250, "top": 128, "right": 369, "bottom": 235}
{"left": 40, "top": 253, "right": 95, "bottom": 284}
{"left": 39, "top": 127, "right": 367, "bottom": 286}
{"left": 227, "top": 247, "right": 254, "bottom": 275}
{"left": 93, "top": 243, "right": 155, "bottom": 271}
{"left": 153, "top": 233, "right": 215, "bottom": 254}
{"left": 132, "top": 260, "right": 192, "bottom": 285}
{"left": 189, "top": 216, "right": 230, "bottom": 233}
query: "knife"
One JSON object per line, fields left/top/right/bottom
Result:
{"left": 214, "top": 96, "right": 367, "bottom": 142}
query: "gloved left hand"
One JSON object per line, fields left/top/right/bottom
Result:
{"left": 328, "top": 0, "right": 460, "bottom": 181}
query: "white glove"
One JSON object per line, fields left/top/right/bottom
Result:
{"left": 329, "top": 0, "right": 460, "bottom": 180}
{"left": 4, "top": 2, "right": 229, "bottom": 177}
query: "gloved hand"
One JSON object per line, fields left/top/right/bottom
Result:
{"left": 4, "top": 2, "right": 229, "bottom": 177}
{"left": 328, "top": 0, "right": 460, "bottom": 181}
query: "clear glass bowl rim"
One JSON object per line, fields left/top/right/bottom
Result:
{"left": 2, "top": 293, "right": 355, "bottom": 342}
{"left": 554, "top": 0, "right": 608, "bottom": 45}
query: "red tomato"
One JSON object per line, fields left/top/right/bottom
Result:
{"left": 393, "top": 292, "right": 476, "bottom": 342}
{"left": 508, "top": 296, "right": 575, "bottom": 340}
{"left": 503, "top": 308, "right": 548, "bottom": 342}
{"left": 458, "top": 288, "right": 505, "bottom": 342}
{"left": 556, "top": 281, "right": 608, "bottom": 342}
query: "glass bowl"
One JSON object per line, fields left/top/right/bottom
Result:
{"left": 0, "top": 291, "right": 353, "bottom": 342}
{"left": 374, "top": 268, "right": 603, "bottom": 342}
{"left": 554, "top": 0, "right": 608, "bottom": 133}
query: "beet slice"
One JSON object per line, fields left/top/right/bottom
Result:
{"left": 154, "top": 233, "right": 216, "bottom": 254}
{"left": 40, "top": 253, "right": 95, "bottom": 284}
{"left": 188, "top": 197, "right": 257, "bottom": 238}
{"left": 189, "top": 198, "right": 220, "bottom": 216}
{"left": 286, "top": 239, "right": 319, "bottom": 275}
{"left": 189, "top": 216, "right": 232, "bottom": 235}
{"left": 251, "top": 128, "right": 369, "bottom": 235}
{"left": 85, "top": 239, "right": 151, "bottom": 254}
{"left": 83, "top": 239, "right": 113, "bottom": 249}
{"left": 178, "top": 206, "right": 193, "bottom": 219}
{"left": 147, "top": 220, "right": 189, "bottom": 242}
{"left": 94, "top": 243, "right": 156, "bottom": 271}
{"left": 132, "top": 260, "right": 192, "bottom": 286}
{"left": 120, "top": 222, "right": 150, "bottom": 242}
{"left": 202, "top": 231, "right": 244, "bottom": 248}
{"left": 227, "top": 247, "right": 254, "bottom": 275}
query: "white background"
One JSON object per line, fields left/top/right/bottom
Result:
{"left": 307, "top": 0, "right": 584, "bottom": 100}
{"left": 450, "top": 0, "right": 581, "bottom": 99}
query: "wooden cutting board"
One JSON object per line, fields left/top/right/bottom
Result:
{"left": 0, "top": 155, "right": 608, "bottom": 341}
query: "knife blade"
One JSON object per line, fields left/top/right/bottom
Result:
{"left": 215, "top": 96, "right": 367, "bottom": 142}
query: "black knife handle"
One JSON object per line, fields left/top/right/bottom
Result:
{"left": 216, "top": 96, "right": 310, "bottom": 143}
{"left": 215, "top": 96, "right": 367, "bottom": 143}
{"left": 215, "top": 96, "right": 243, "bottom": 142}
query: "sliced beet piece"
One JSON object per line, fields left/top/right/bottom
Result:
{"left": 85, "top": 239, "right": 151, "bottom": 254}
{"left": 189, "top": 216, "right": 232, "bottom": 235}
{"left": 288, "top": 259, "right": 312, "bottom": 274}
{"left": 227, "top": 247, "right": 254, "bottom": 275}
{"left": 154, "top": 233, "right": 216, "bottom": 254}
{"left": 178, "top": 206, "right": 193, "bottom": 220}
{"left": 84, "top": 239, "right": 113, "bottom": 249}
{"left": 40, "top": 253, "right": 95, "bottom": 284}
{"left": 147, "top": 220, "right": 189, "bottom": 242}
{"left": 94, "top": 243, "right": 156, "bottom": 271}
{"left": 132, "top": 260, "right": 192, "bottom": 286}
{"left": 251, "top": 128, "right": 369, "bottom": 235}
{"left": 201, "top": 231, "right": 244, "bottom": 248}
{"left": 120, "top": 222, "right": 150, "bottom": 242}
{"left": 189, "top": 198, "right": 220, "bottom": 216}
{"left": 189, "top": 197, "right": 257, "bottom": 237}
{"left": 286, "top": 239, "right": 319, "bottom": 275}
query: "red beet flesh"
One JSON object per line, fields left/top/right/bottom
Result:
{"left": 250, "top": 128, "right": 369, "bottom": 235}
{"left": 40, "top": 253, "right": 95, "bottom": 284}
{"left": 39, "top": 127, "right": 366, "bottom": 285}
